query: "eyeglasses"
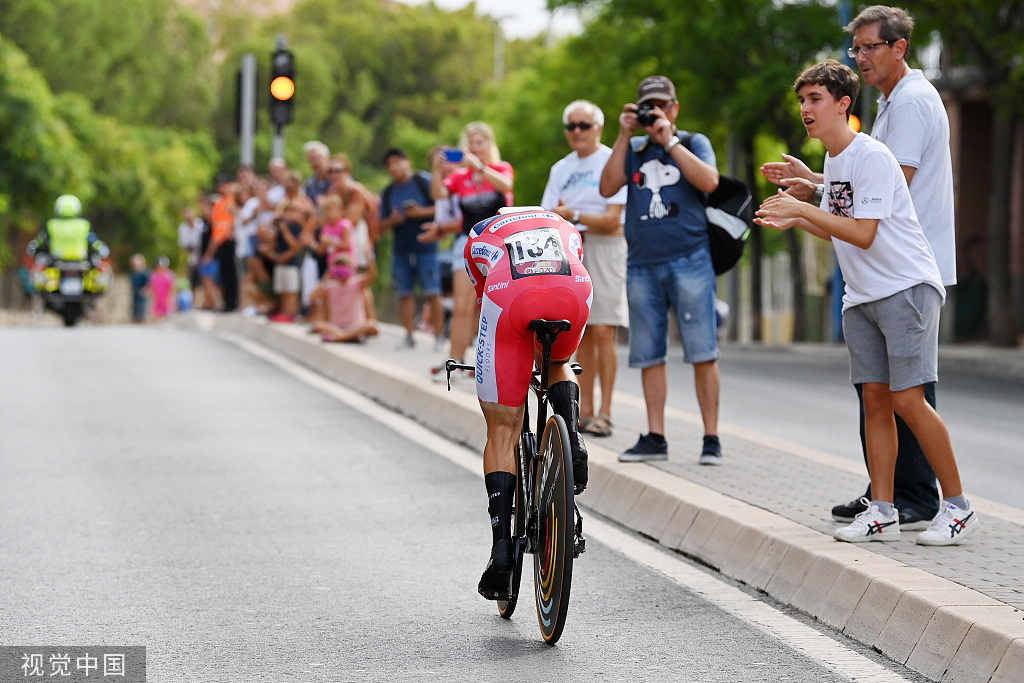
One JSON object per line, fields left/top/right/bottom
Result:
{"left": 328, "top": 167, "right": 346, "bottom": 174}
{"left": 847, "top": 40, "right": 894, "bottom": 58}
{"left": 564, "top": 122, "right": 593, "bottom": 132}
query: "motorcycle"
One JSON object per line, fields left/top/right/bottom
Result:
{"left": 27, "top": 241, "right": 111, "bottom": 326}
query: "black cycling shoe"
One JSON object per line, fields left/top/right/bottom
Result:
{"left": 478, "top": 539, "right": 514, "bottom": 600}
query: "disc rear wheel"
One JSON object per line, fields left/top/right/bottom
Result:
{"left": 533, "top": 414, "right": 575, "bottom": 644}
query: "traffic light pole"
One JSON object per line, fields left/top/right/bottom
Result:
{"left": 272, "top": 125, "right": 285, "bottom": 161}
{"left": 239, "top": 53, "right": 257, "bottom": 167}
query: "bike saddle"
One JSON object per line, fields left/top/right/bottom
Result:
{"left": 527, "top": 319, "right": 571, "bottom": 334}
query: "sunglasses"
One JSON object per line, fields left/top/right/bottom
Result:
{"left": 564, "top": 122, "right": 594, "bottom": 132}
{"left": 329, "top": 167, "right": 347, "bottom": 174}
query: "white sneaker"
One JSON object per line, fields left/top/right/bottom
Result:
{"left": 833, "top": 501, "right": 901, "bottom": 543}
{"left": 916, "top": 500, "right": 979, "bottom": 546}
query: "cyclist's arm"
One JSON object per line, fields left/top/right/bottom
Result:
{"left": 464, "top": 241, "right": 486, "bottom": 306}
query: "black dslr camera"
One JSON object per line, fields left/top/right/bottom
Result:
{"left": 635, "top": 102, "right": 659, "bottom": 127}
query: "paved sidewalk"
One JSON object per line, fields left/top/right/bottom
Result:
{"left": 180, "top": 312, "right": 1024, "bottom": 683}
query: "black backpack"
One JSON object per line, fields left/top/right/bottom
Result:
{"left": 681, "top": 133, "right": 752, "bottom": 275}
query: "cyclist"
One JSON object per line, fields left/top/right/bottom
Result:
{"left": 34, "top": 195, "right": 106, "bottom": 265}
{"left": 464, "top": 208, "right": 592, "bottom": 600}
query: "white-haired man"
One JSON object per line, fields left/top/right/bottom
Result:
{"left": 541, "top": 100, "right": 628, "bottom": 439}
{"left": 303, "top": 140, "right": 331, "bottom": 203}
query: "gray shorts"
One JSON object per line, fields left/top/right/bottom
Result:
{"left": 843, "top": 284, "right": 941, "bottom": 392}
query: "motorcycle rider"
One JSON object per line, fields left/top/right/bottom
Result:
{"left": 35, "top": 195, "right": 106, "bottom": 265}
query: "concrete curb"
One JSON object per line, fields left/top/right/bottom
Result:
{"left": 183, "top": 313, "right": 1024, "bottom": 683}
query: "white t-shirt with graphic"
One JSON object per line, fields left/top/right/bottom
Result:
{"left": 541, "top": 145, "right": 626, "bottom": 231}
{"left": 822, "top": 133, "right": 944, "bottom": 311}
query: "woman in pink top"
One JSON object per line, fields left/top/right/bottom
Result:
{"left": 429, "top": 121, "right": 515, "bottom": 376}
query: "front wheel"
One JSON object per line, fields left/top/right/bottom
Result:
{"left": 60, "top": 301, "right": 82, "bottom": 327}
{"left": 533, "top": 414, "right": 575, "bottom": 644}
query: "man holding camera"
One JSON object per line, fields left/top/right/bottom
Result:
{"left": 600, "top": 75, "right": 725, "bottom": 465}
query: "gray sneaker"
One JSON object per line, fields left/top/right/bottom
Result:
{"left": 699, "top": 435, "right": 722, "bottom": 465}
{"left": 619, "top": 433, "right": 668, "bottom": 462}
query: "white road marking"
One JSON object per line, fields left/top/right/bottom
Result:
{"left": 227, "top": 333, "right": 914, "bottom": 682}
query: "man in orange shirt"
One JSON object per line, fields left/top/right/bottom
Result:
{"left": 201, "top": 174, "right": 239, "bottom": 311}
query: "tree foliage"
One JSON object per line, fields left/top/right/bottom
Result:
{"left": 0, "top": 33, "right": 91, "bottom": 265}
{"left": 208, "top": 0, "right": 516, "bottom": 180}
{"left": 0, "top": 29, "right": 215, "bottom": 270}
{"left": 1, "top": 0, "right": 1018, "bottom": 344}
{"left": 0, "top": 0, "right": 217, "bottom": 129}
{"left": 901, "top": 0, "right": 1023, "bottom": 345}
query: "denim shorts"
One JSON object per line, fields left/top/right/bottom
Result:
{"left": 844, "top": 283, "right": 941, "bottom": 392}
{"left": 197, "top": 259, "right": 219, "bottom": 282}
{"left": 392, "top": 249, "right": 442, "bottom": 297}
{"left": 451, "top": 233, "right": 470, "bottom": 272}
{"left": 627, "top": 250, "right": 719, "bottom": 367}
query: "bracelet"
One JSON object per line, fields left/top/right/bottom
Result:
{"left": 572, "top": 210, "right": 580, "bottom": 224}
{"left": 664, "top": 135, "right": 680, "bottom": 152}
{"left": 813, "top": 184, "right": 825, "bottom": 205}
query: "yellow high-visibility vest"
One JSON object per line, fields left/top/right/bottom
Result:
{"left": 46, "top": 217, "right": 91, "bottom": 260}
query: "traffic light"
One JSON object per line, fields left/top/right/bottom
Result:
{"left": 270, "top": 48, "right": 295, "bottom": 127}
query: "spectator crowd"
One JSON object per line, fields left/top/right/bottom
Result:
{"left": 161, "top": 4, "right": 977, "bottom": 549}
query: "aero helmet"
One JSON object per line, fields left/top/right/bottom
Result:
{"left": 54, "top": 194, "right": 82, "bottom": 218}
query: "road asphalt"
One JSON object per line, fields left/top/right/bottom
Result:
{"left": 178, "top": 311, "right": 1023, "bottom": 683}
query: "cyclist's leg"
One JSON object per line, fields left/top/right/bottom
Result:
{"left": 475, "top": 291, "right": 533, "bottom": 600}
{"left": 481, "top": 402, "right": 524, "bottom": 474}
{"left": 546, "top": 363, "right": 588, "bottom": 492}
{"left": 478, "top": 401, "right": 525, "bottom": 599}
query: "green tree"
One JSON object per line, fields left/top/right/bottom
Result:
{"left": 0, "top": 28, "right": 215, "bottom": 281}
{"left": 904, "top": 0, "right": 1023, "bottom": 346}
{"left": 210, "top": 0, "right": 522, "bottom": 183}
{"left": 0, "top": 0, "right": 217, "bottom": 129}
{"left": 56, "top": 94, "right": 217, "bottom": 265}
{"left": 550, "top": 0, "right": 841, "bottom": 340}
{"left": 0, "top": 33, "right": 90, "bottom": 275}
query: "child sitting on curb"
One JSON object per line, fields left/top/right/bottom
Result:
{"left": 309, "top": 252, "right": 378, "bottom": 343}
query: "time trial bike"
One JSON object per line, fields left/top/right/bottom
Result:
{"left": 446, "top": 318, "right": 587, "bottom": 645}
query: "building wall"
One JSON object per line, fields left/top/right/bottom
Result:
{"left": 943, "top": 93, "right": 1024, "bottom": 342}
